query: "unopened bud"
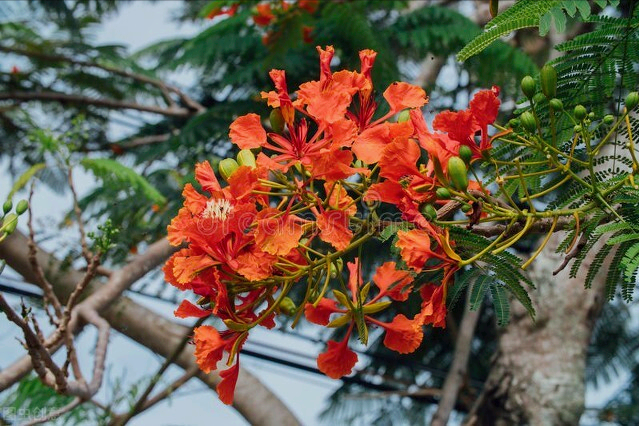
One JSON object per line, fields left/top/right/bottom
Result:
{"left": 549, "top": 98, "right": 563, "bottom": 110}
{"left": 236, "top": 149, "right": 257, "bottom": 168}
{"left": 520, "top": 111, "right": 537, "bottom": 133}
{"left": 2, "top": 200, "right": 11, "bottom": 214}
{"left": 420, "top": 204, "right": 437, "bottom": 220}
{"left": 540, "top": 64, "right": 557, "bottom": 98}
{"left": 574, "top": 105, "right": 587, "bottom": 121}
{"left": 15, "top": 200, "right": 28, "bottom": 216}
{"left": 520, "top": 76, "right": 536, "bottom": 99}
{"left": 626, "top": 92, "right": 639, "bottom": 110}
{"left": 459, "top": 145, "right": 473, "bottom": 164}
{"left": 279, "top": 297, "right": 296, "bottom": 316}
{"left": 218, "top": 158, "right": 239, "bottom": 181}
{"left": 2, "top": 213, "right": 18, "bottom": 234}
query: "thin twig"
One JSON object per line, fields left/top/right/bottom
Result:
{"left": 431, "top": 293, "right": 481, "bottom": 426}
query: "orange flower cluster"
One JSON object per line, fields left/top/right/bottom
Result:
{"left": 164, "top": 46, "right": 498, "bottom": 404}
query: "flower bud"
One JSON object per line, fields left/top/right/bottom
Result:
{"left": 15, "top": 200, "right": 28, "bottom": 216}
{"left": 603, "top": 115, "right": 614, "bottom": 125}
{"left": 508, "top": 118, "right": 520, "bottom": 128}
{"left": 461, "top": 203, "right": 472, "bottom": 213}
{"left": 436, "top": 187, "right": 451, "bottom": 199}
{"left": 269, "top": 108, "right": 285, "bottom": 133}
{"left": 447, "top": 156, "right": 469, "bottom": 191}
{"left": 540, "top": 64, "right": 557, "bottom": 98}
{"left": 549, "top": 98, "right": 563, "bottom": 110}
{"left": 532, "top": 92, "right": 546, "bottom": 104}
{"left": 574, "top": 105, "right": 587, "bottom": 121}
{"left": 236, "top": 149, "right": 256, "bottom": 168}
{"left": 330, "top": 258, "right": 343, "bottom": 278}
{"left": 2, "top": 213, "right": 18, "bottom": 234}
{"left": 2, "top": 200, "right": 12, "bottom": 214}
{"left": 397, "top": 109, "right": 410, "bottom": 123}
{"left": 520, "top": 76, "right": 536, "bottom": 99}
{"left": 459, "top": 145, "right": 473, "bottom": 164}
{"left": 278, "top": 297, "right": 296, "bottom": 316}
{"left": 420, "top": 203, "right": 437, "bottom": 220}
{"left": 626, "top": 92, "right": 639, "bottom": 110}
{"left": 520, "top": 111, "right": 537, "bottom": 133}
{"left": 574, "top": 125, "right": 582, "bottom": 133}
{"left": 218, "top": 158, "right": 239, "bottom": 181}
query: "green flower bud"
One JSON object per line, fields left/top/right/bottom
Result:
{"left": 574, "top": 105, "right": 587, "bottom": 121}
{"left": 574, "top": 125, "right": 583, "bottom": 133}
{"left": 459, "top": 145, "right": 473, "bottom": 164}
{"left": 436, "top": 187, "right": 451, "bottom": 199}
{"left": 549, "top": 98, "right": 563, "bottom": 110}
{"left": 218, "top": 158, "right": 239, "bottom": 181}
{"left": 397, "top": 109, "right": 411, "bottom": 123}
{"left": 269, "top": 108, "right": 285, "bottom": 133}
{"left": 508, "top": 118, "right": 520, "bottom": 128}
{"left": 603, "top": 115, "right": 614, "bottom": 125}
{"left": 2, "top": 200, "right": 12, "bottom": 214}
{"left": 2, "top": 213, "right": 18, "bottom": 234}
{"left": 447, "top": 156, "right": 469, "bottom": 191}
{"left": 15, "top": 200, "right": 28, "bottom": 216}
{"left": 532, "top": 92, "right": 546, "bottom": 104}
{"left": 420, "top": 204, "right": 438, "bottom": 220}
{"left": 278, "top": 297, "right": 296, "bottom": 316}
{"left": 236, "top": 149, "right": 256, "bottom": 168}
{"left": 461, "top": 203, "right": 472, "bottom": 213}
{"left": 540, "top": 64, "right": 557, "bottom": 98}
{"left": 520, "top": 76, "right": 536, "bottom": 99}
{"left": 626, "top": 92, "right": 639, "bottom": 110}
{"left": 520, "top": 111, "right": 537, "bottom": 133}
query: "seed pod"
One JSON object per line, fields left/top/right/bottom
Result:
{"left": 540, "top": 64, "right": 557, "bottom": 98}
{"left": 236, "top": 149, "right": 257, "bottom": 168}
{"left": 520, "top": 76, "right": 536, "bottom": 99}
{"left": 447, "top": 156, "right": 469, "bottom": 191}
{"left": 278, "top": 297, "right": 297, "bottom": 316}
{"left": 436, "top": 187, "right": 451, "bottom": 199}
{"left": 269, "top": 108, "right": 285, "bottom": 133}
{"left": 397, "top": 110, "right": 410, "bottom": 123}
{"left": 459, "top": 145, "right": 473, "bottom": 164}
{"left": 603, "top": 115, "right": 614, "bottom": 125}
{"left": 420, "top": 204, "right": 438, "bottom": 220}
{"left": 520, "top": 111, "right": 537, "bottom": 133}
{"left": 549, "top": 98, "right": 563, "bottom": 110}
{"left": 2, "top": 200, "right": 11, "bottom": 214}
{"left": 15, "top": 200, "right": 28, "bottom": 216}
{"left": 2, "top": 213, "right": 18, "bottom": 234}
{"left": 574, "top": 105, "right": 587, "bottom": 121}
{"left": 626, "top": 92, "right": 639, "bottom": 110}
{"left": 218, "top": 158, "right": 239, "bottom": 181}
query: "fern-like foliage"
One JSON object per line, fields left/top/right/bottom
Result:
{"left": 458, "top": 0, "right": 620, "bottom": 61}
{"left": 80, "top": 158, "right": 166, "bottom": 205}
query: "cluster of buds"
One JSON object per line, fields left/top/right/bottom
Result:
{"left": 164, "top": 46, "right": 499, "bottom": 404}
{"left": 1, "top": 199, "right": 28, "bottom": 243}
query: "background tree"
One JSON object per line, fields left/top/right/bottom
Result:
{"left": 0, "top": 1, "right": 638, "bottom": 425}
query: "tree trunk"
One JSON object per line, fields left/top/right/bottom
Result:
{"left": 0, "top": 230, "right": 301, "bottom": 426}
{"left": 468, "top": 234, "right": 608, "bottom": 425}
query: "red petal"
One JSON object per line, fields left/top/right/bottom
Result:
{"left": 383, "top": 82, "right": 428, "bottom": 114}
{"left": 193, "top": 325, "right": 225, "bottom": 374}
{"left": 217, "top": 362, "right": 240, "bottom": 405}
{"left": 229, "top": 113, "right": 267, "bottom": 149}
{"left": 195, "top": 161, "right": 221, "bottom": 193}
{"left": 316, "top": 210, "right": 352, "bottom": 251}
{"left": 382, "top": 314, "right": 423, "bottom": 354}
{"left": 317, "top": 339, "right": 358, "bottom": 379}
{"left": 174, "top": 299, "right": 210, "bottom": 318}
{"left": 373, "top": 262, "right": 413, "bottom": 301}
{"left": 304, "top": 298, "right": 340, "bottom": 325}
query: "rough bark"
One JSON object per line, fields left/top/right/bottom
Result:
{"left": 467, "top": 234, "right": 608, "bottom": 426}
{"left": 0, "top": 230, "right": 300, "bottom": 426}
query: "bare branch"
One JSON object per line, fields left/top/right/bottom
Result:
{"left": 22, "top": 397, "right": 83, "bottom": 426}
{"left": 0, "top": 91, "right": 195, "bottom": 118}
{"left": 431, "top": 294, "right": 481, "bottom": 426}
{"left": 0, "top": 45, "right": 205, "bottom": 113}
